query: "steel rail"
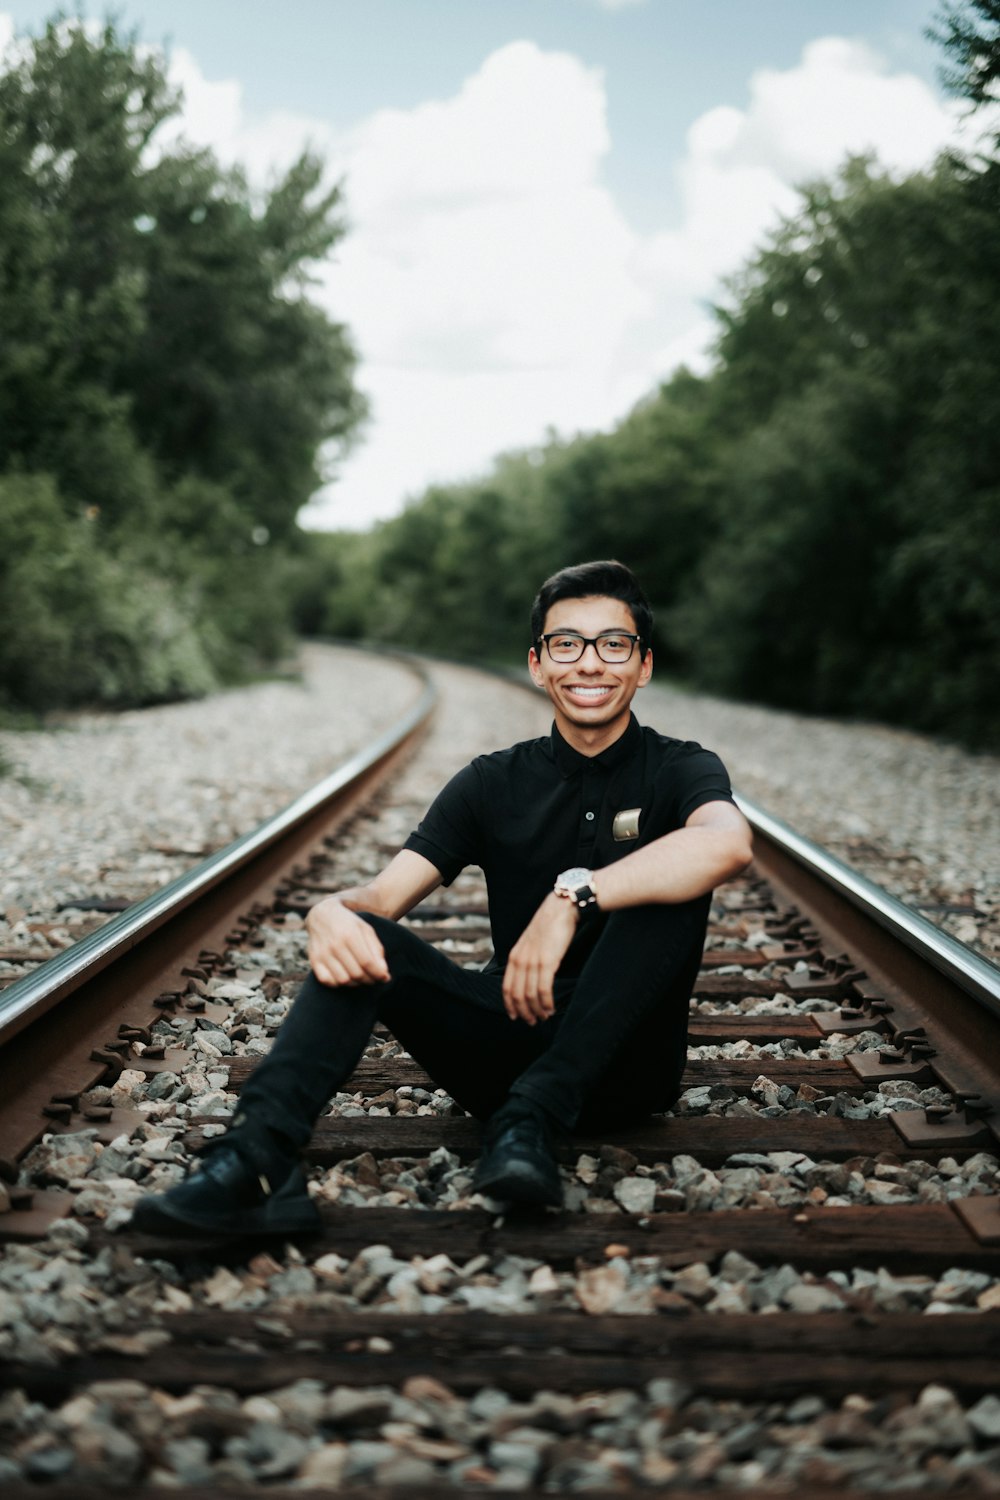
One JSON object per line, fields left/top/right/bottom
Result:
{"left": 0, "top": 667, "right": 436, "bottom": 1050}
{"left": 735, "top": 794, "right": 1000, "bottom": 1016}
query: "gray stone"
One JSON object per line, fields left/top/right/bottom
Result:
{"left": 145, "top": 1070, "right": 181, "bottom": 1100}
{"left": 679, "top": 1086, "right": 714, "bottom": 1113}
{"left": 489, "top": 1436, "right": 549, "bottom": 1477}
{"left": 967, "top": 1393, "right": 1000, "bottom": 1440}
{"left": 374, "top": 1453, "right": 440, "bottom": 1484}
{"left": 342, "top": 1440, "right": 398, "bottom": 1480}
{"left": 706, "top": 1282, "right": 751, "bottom": 1312}
{"left": 668, "top": 1154, "right": 703, "bottom": 1182}
{"left": 268, "top": 1266, "right": 317, "bottom": 1299}
{"left": 646, "top": 1377, "right": 692, "bottom": 1410}
{"left": 930, "top": 1267, "right": 992, "bottom": 1304}
{"left": 24, "top": 1446, "right": 75, "bottom": 1480}
{"left": 45, "top": 1217, "right": 90, "bottom": 1249}
{"left": 163, "top": 1436, "right": 213, "bottom": 1484}
{"left": 468, "top": 1387, "right": 512, "bottom": 1421}
{"left": 782, "top": 1282, "right": 846, "bottom": 1313}
{"left": 255, "top": 1427, "right": 310, "bottom": 1479}
{"left": 719, "top": 1248, "right": 758, "bottom": 1284}
{"left": 785, "top": 1395, "right": 827, "bottom": 1422}
{"left": 613, "top": 1176, "right": 657, "bottom": 1214}
{"left": 751, "top": 1263, "right": 804, "bottom": 1309}
{"left": 325, "top": 1387, "right": 394, "bottom": 1424}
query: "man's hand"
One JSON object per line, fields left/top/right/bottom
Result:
{"left": 502, "top": 893, "right": 578, "bottom": 1024}
{"left": 306, "top": 897, "right": 391, "bottom": 988}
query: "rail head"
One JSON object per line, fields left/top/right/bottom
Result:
{"left": 0, "top": 664, "right": 436, "bottom": 1048}
{"left": 736, "top": 793, "right": 1000, "bottom": 1019}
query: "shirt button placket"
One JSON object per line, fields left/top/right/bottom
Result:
{"left": 579, "top": 776, "right": 599, "bottom": 859}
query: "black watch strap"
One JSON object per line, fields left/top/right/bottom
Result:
{"left": 554, "top": 868, "right": 598, "bottom": 909}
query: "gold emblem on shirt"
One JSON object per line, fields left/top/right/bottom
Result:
{"left": 612, "top": 807, "right": 641, "bottom": 841}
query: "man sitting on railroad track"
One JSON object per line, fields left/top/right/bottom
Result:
{"left": 132, "top": 559, "right": 752, "bottom": 1234}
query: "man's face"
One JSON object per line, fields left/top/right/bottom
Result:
{"left": 528, "top": 594, "right": 652, "bottom": 745}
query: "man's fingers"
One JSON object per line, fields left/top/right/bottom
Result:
{"left": 502, "top": 973, "right": 524, "bottom": 1021}
{"left": 311, "top": 929, "right": 390, "bottom": 988}
{"left": 504, "top": 958, "right": 554, "bottom": 1024}
{"left": 314, "top": 954, "right": 355, "bottom": 987}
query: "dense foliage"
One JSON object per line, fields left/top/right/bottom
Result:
{"left": 309, "top": 8, "right": 1000, "bottom": 749}
{"left": 0, "top": 17, "right": 365, "bottom": 710}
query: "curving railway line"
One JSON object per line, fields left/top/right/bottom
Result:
{"left": 1, "top": 652, "right": 1000, "bottom": 1495}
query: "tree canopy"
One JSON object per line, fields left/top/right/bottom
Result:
{"left": 0, "top": 16, "right": 366, "bottom": 709}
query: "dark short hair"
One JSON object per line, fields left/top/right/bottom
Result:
{"left": 531, "top": 560, "right": 653, "bottom": 658}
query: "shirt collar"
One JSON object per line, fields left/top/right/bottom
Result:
{"left": 550, "top": 713, "right": 642, "bottom": 778}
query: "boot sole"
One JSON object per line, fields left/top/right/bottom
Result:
{"left": 130, "top": 1190, "right": 321, "bottom": 1238}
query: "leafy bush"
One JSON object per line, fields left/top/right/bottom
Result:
{"left": 0, "top": 473, "right": 219, "bottom": 709}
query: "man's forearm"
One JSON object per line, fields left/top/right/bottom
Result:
{"left": 313, "top": 850, "right": 444, "bottom": 925}
{"left": 593, "top": 822, "right": 752, "bottom": 910}
{"left": 333, "top": 884, "right": 392, "bottom": 918}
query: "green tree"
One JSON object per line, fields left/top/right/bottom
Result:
{"left": 931, "top": 0, "right": 1000, "bottom": 110}
{"left": 0, "top": 18, "right": 170, "bottom": 519}
{"left": 672, "top": 155, "right": 1000, "bottom": 743}
{"left": 0, "top": 14, "right": 367, "bottom": 709}
{"left": 130, "top": 147, "right": 366, "bottom": 541}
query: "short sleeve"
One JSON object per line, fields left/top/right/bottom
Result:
{"left": 670, "top": 745, "right": 735, "bottom": 825}
{"left": 402, "top": 762, "right": 483, "bottom": 886}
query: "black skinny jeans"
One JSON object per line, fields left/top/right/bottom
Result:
{"left": 239, "top": 896, "right": 710, "bottom": 1145}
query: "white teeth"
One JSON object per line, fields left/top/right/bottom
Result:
{"left": 568, "top": 686, "right": 611, "bottom": 697}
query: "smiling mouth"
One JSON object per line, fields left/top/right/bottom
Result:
{"left": 565, "top": 685, "right": 614, "bottom": 700}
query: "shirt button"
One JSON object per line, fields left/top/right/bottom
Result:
{"left": 585, "top": 811, "right": 595, "bottom": 821}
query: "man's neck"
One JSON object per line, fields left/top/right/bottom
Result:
{"left": 555, "top": 711, "right": 632, "bottom": 758}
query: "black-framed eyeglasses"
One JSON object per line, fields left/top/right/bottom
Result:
{"left": 538, "top": 631, "right": 642, "bottom": 664}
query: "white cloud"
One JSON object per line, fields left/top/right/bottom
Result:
{"left": 1, "top": 14, "right": 980, "bottom": 529}
{"left": 733, "top": 37, "right": 955, "bottom": 180}
{"left": 637, "top": 37, "right": 962, "bottom": 312}
{"left": 327, "top": 42, "right": 642, "bottom": 380}
{"left": 156, "top": 46, "right": 245, "bottom": 157}
{"left": 312, "top": 40, "right": 654, "bottom": 526}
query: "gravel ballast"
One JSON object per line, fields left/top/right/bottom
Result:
{"left": 2, "top": 645, "right": 996, "bottom": 964}
{"left": 642, "top": 680, "right": 1000, "bottom": 963}
{"left": 3, "top": 650, "right": 1000, "bottom": 1491}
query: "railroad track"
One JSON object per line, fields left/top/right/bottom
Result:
{"left": 1, "top": 655, "right": 1000, "bottom": 1495}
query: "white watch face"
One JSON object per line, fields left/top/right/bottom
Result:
{"left": 558, "top": 867, "right": 591, "bottom": 887}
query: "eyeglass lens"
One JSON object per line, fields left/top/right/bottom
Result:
{"left": 545, "top": 633, "right": 635, "bottom": 663}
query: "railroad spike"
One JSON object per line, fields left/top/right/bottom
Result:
{"left": 960, "top": 1096, "right": 994, "bottom": 1118}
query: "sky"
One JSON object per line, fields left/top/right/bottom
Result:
{"left": 0, "top": 0, "right": 983, "bottom": 531}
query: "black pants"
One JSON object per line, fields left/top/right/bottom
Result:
{"left": 239, "top": 896, "right": 710, "bottom": 1144}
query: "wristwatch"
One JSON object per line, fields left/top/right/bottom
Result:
{"left": 554, "top": 867, "right": 598, "bottom": 910}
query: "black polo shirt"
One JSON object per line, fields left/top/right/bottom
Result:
{"left": 403, "top": 714, "right": 734, "bottom": 977}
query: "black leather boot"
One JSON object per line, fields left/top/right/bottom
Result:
{"left": 473, "top": 1101, "right": 563, "bottom": 1207}
{"left": 130, "top": 1119, "right": 320, "bottom": 1237}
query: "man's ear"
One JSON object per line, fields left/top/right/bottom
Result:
{"left": 528, "top": 646, "right": 544, "bottom": 687}
{"left": 637, "top": 648, "right": 653, "bottom": 688}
